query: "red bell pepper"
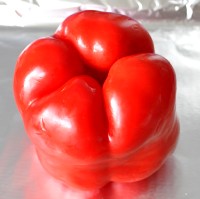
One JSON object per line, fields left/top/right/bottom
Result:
{"left": 13, "top": 10, "right": 179, "bottom": 190}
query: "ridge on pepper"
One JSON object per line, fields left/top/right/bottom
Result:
{"left": 13, "top": 10, "right": 180, "bottom": 190}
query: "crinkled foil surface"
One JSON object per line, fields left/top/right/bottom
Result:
{"left": 0, "top": 0, "right": 200, "bottom": 198}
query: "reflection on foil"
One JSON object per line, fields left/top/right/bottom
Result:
{"left": 23, "top": 146, "right": 177, "bottom": 199}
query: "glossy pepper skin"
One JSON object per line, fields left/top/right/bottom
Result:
{"left": 13, "top": 10, "right": 179, "bottom": 190}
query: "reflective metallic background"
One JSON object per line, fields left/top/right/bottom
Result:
{"left": 0, "top": 1, "right": 200, "bottom": 198}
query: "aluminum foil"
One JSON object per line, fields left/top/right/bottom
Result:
{"left": 0, "top": 0, "right": 200, "bottom": 198}
{"left": 0, "top": 0, "right": 200, "bottom": 26}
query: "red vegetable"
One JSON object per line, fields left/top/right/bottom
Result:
{"left": 13, "top": 10, "right": 179, "bottom": 190}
